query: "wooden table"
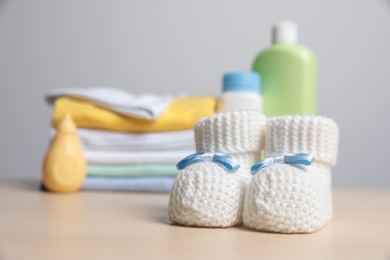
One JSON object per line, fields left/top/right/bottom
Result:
{"left": 0, "top": 179, "right": 389, "bottom": 260}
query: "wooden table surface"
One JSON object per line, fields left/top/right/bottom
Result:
{"left": 0, "top": 178, "right": 389, "bottom": 260}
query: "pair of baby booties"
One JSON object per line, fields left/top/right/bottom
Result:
{"left": 168, "top": 110, "right": 339, "bottom": 233}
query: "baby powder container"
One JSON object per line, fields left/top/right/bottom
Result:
{"left": 42, "top": 113, "right": 86, "bottom": 193}
{"left": 218, "top": 71, "right": 263, "bottom": 112}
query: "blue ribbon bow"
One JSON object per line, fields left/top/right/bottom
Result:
{"left": 250, "top": 153, "right": 315, "bottom": 174}
{"left": 176, "top": 152, "right": 241, "bottom": 172}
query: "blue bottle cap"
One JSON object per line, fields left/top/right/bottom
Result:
{"left": 223, "top": 71, "right": 261, "bottom": 92}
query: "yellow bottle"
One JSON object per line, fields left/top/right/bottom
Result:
{"left": 42, "top": 113, "right": 86, "bottom": 192}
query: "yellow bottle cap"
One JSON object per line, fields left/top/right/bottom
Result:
{"left": 57, "top": 112, "right": 77, "bottom": 134}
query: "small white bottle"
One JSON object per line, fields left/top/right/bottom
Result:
{"left": 218, "top": 71, "right": 263, "bottom": 112}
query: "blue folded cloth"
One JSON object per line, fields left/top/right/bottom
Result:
{"left": 82, "top": 176, "right": 175, "bottom": 193}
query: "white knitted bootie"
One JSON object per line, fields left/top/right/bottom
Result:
{"left": 243, "top": 115, "right": 339, "bottom": 233}
{"left": 168, "top": 110, "right": 267, "bottom": 227}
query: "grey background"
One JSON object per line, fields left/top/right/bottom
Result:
{"left": 0, "top": 0, "right": 389, "bottom": 188}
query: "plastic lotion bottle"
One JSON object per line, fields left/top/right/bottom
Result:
{"left": 43, "top": 113, "right": 86, "bottom": 192}
{"left": 252, "top": 21, "right": 317, "bottom": 117}
{"left": 218, "top": 71, "right": 263, "bottom": 112}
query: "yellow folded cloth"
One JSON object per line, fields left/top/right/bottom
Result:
{"left": 52, "top": 96, "right": 216, "bottom": 132}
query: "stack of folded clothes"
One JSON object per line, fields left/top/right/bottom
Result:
{"left": 46, "top": 87, "right": 216, "bottom": 192}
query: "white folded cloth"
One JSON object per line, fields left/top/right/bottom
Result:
{"left": 84, "top": 150, "right": 193, "bottom": 164}
{"left": 46, "top": 87, "right": 172, "bottom": 120}
{"left": 50, "top": 128, "right": 195, "bottom": 151}
{"left": 82, "top": 176, "right": 175, "bottom": 192}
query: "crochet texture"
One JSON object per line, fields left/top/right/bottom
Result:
{"left": 169, "top": 110, "right": 267, "bottom": 227}
{"left": 243, "top": 115, "right": 339, "bottom": 233}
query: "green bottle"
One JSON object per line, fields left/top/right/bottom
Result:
{"left": 252, "top": 21, "right": 317, "bottom": 117}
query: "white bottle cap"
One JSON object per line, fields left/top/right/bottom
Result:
{"left": 272, "top": 21, "right": 298, "bottom": 44}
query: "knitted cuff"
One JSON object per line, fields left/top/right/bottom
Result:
{"left": 264, "top": 115, "right": 339, "bottom": 166}
{"left": 194, "top": 110, "right": 267, "bottom": 155}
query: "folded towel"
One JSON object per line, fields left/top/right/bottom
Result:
{"left": 84, "top": 150, "right": 192, "bottom": 164}
{"left": 46, "top": 87, "right": 172, "bottom": 120}
{"left": 51, "top": 96, "right": 216, "bottom": 132}
{"left": 50, "top": 128, "right": 195, "bottom": 151}
{"left": 82, "top": 176, "right": 175, "bottom": 192}
{"left": 87, "top": 163, "right": 178, "bottom": 177}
